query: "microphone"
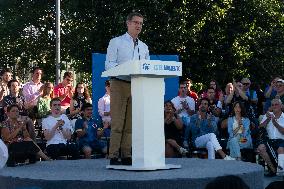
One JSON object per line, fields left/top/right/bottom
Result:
{"left": 135, "top": 38, "right": 140, "bottom": 60}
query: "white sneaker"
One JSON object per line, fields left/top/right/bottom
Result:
{"left": 183, "top": 141, "right": 189, "bottom": 149}
{"left": 179, "top": 147, "right": 188, "bottom": 155}
{"left": 224, "top": 155, "right": 236, "bottom": 160}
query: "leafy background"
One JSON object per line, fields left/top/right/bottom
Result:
{"left": 0, "top": 0, "right": 283, "bottom": 91}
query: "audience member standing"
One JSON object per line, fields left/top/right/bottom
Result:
{"left": 22, "top": 67, "right": 44, "bottom": 118}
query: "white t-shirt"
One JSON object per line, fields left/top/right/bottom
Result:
{"left": 261, "top": 112, "right": 284, "bottom": 140}
{"left": 171, "top": 96, "right": 195, "bottom": 118}
{"left": 42, "top": 114, "right": 72, "bottom": 146}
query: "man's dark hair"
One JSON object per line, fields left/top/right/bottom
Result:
{"left": 0, "top": 68, "right": 12, "bottom": 76}
{"left": 82, "top": 103, "right": 93, "bottom": 111}
{"left": 31, "top": 66, "right": 43, "bottom": 74}
{"left": 50, "top": 97, "right": 61, "bottom": 107}
{"left": 7, "top": 79, "right": 20, "bottom": 88}
{"left": 63, "top": 71, "right": 73, "bottom": 79}
{"left": 7, "top": 104, "right": 20, "bottom": 112}
{"left": 180, "top": 78, "right": 192, "bottom": 85}
{"left": 126, "top": 12, "right": 143, "bottom": 21}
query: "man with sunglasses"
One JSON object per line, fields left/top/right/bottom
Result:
{"left": 105, "top": 12, "right": 150, "bottom": 166}
{"left": 241, "top": 78, "right": 258, "bottom": 124}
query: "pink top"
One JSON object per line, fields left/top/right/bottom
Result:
{"left": 54, "top": 83, "right": 72, "bottom": 107}
{"left": 22, "top": 81, "right": 43, "bottom": 107}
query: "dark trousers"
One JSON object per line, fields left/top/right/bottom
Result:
{"left": 7, "top": 141, "right": 39, "bottom": 166}
{"left": 46, "top": 143, "right": 79, "bottom": 160}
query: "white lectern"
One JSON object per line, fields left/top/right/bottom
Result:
{"left": 102, "top": 60, "right": 182, "bottom": 170}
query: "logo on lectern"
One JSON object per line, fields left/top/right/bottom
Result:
{"left": 142, "top": 63, "right": 150, "bottom": 70}
{"left": 153, "top": 65, "right": 181, "bottom": 72}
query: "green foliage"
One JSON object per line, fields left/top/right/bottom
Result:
{"left": 0, "top": 0, "right": 283, "bottom": 89}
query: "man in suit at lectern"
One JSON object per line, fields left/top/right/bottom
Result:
{"left": 105, "top": 12, "right": 150, "bottom": 165}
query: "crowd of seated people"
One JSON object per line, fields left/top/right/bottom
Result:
{"left": 172, "top": 77, "right": 284, "bottom": 176}
{"left": 0, "top": 67, "right": 110, "bottom": 166}
{"left": 0, "top": 66, "right": 284, "bottom": 177}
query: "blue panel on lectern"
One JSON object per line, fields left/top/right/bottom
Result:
{"left": 92, "top": 53, "right": 179, "bottom": 118}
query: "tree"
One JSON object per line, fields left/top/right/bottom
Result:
{"left": 0, "top": 0, "right": 283, "bottom": 89}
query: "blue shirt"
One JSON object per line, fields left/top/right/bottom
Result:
{"left": 189, "top": 114, "right": 217, "bottom": 144}
{"left": 227, "top": 116, "right": 252, "bottom": 148}
{"left": 227, "top": 117, "right": 251, "bottom": 139}
{"left": 105, "top": 32, "right": 150, "bottom": 81}
{"left": 245, "top": 89, "right": 258, "bottom": 101}
{"left": 75, "top": 117, "right": 100, "bottom": 145}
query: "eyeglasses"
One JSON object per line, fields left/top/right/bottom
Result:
{"left": 130, "top": 20, "right": 143, "bottom": 26}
